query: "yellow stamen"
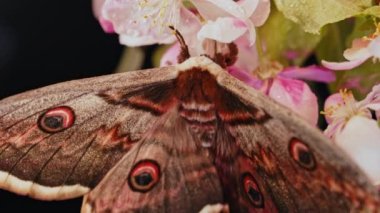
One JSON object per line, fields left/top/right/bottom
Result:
{"left": 138, "top": 0, "right": 179, "bottom": 33}
{"left": 321, "top": 89, "right": 369, "bottom": 122}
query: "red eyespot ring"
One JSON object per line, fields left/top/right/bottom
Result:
{"left": 128, "top": 160, "right": 160, "bottom": 193}
{"left": 241, "top": 173, "right": 264, "bottom": 208}
{"left": 38, "top": 106, "right": 75, "bottom": 133}
{"left": 289, "top": 138, "right": 316, "bottom": 171}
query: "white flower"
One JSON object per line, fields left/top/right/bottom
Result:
{"left": 323, "top": 84, "right": 380, "bottom": 184}
{"left": 193, "top": 0, "right": 270, "bottom": 44}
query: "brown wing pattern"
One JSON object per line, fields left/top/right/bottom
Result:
{"left": 0, "top": 66, "right": 178, "bottom": 200}
{"left": 83, "top": 110, "right": 224, "bottom": 212}
{"left": 214, "top": 62, "right": 380, "bottom": 211}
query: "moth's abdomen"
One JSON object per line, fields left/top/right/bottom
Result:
{"left": 178, "top": 103, "right": 217, "bottom": 148}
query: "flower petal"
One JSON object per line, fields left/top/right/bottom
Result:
{"left": 102, "top": 0, "right": 182, "bottom": 46}
{"left": 177, "top": 8, "right": 203, "bottom": 55}
{"left": 234, "top": 36, "right": 259, "bottom": 71}
{"left": 93, "top": 0, "right": 115, "bottom": 33}
{"left": 119, "top": 34, "right": 173, "bottom": 47}
{"left": 160, "top": 42, "right": 181, "bottom": 67}
{"left": 92, "top": 0, "right": 105, "bottom": 18}
{"left": 198, "top": 17, "right": 248, "bottom": 43}
{"left": 191, "top": 0, "right": 231, "bottom": 20}
{"left": 321, "top": 58, "right": 369, "bottom": 70}
{"left": 268, "top": 77, "right": 318, "bottom": 125}
{"left": 343, "top": 38, "right": 371, "bottom": 61}
{"left": 361, "top": 84, "right": 380, "bottom": 118}
{"left": 249, "top": 0, "right": 270, "bottom": 26}
{"left": 227, "top": 66, "right": 262, "bottom": 89}
{"left": 245, "top": 19, "right": 257, "bottom": 45}
{"left": 237, "top": 0, "right": 260, "bottom": 18}
{"left": 194, "top": 0, "right": 247, "bottom": 19}
{"left": 98, "top": 17, "right": 115, "bottom": 33}
{"left": 323, "top": 93, "right": 344, "bottom": 124}
{"left": 335, "top": 116, "right": 380, "bottom": 185}
{"left": 368, "top": 37, "right": 380, "bottom": 58}
{"left": 280, "top": 65, "right": 336, "bottom": 83}
{"left": 324, "top": 118, "right": 345, "bottom": 138}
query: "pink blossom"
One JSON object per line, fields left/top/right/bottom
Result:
{"left": 361, "top": 84, "right": 380, "bottom": 118}
{"left": 322, "top": 23, "right": 380, "bottom": 70}
{"left": 93, "top": 0, "right": 270, "bottom": 48}
{"left": 323, "top": 85, "right": 380, "bottom": 184}
{"left": 193, "top": 0, "right": 270, "bottom": 44}
{"left": 324, "top": 85, "right": 380, "bottom": 137}
{"left": 160, "top": 42, "right": 181, "bottom": 66}
{"left": 95, "top": 0, "right": 201, "bottom": 47}
{"left": 267, "top": 77, "right": 319, "bottom": 125}
{"left": 228, "top": 62, "right": 335, "bottom": 125}
{"left": 92, "top": 0, "right": 115, "bottom": 33}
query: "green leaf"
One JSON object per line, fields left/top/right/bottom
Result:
{"left": 316, "top": 16, "right": 379, "bottom": 96}
{"left": 363, "top": 5, "right": 380, "bottom": 18}
{"left": 273, "top": 0, "right": 372, "bottom": 33}
{"left": 315, "top": 23, "right": 349, "bottom": 62}
{"left": 346, "top": 16, "right": 377, "bottom": 45}
{"left": 316, "top": 16, "right": 375, "bottom": 62}
{"left": 257, "top": 7, "right": 321, "bottom": 65}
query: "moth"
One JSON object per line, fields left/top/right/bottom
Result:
{"left": 0, "top": 55, "right": 379, "bottom": 212}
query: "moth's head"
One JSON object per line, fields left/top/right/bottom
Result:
{"left": 176, "top": 56, "right": 225, "bottom": 77}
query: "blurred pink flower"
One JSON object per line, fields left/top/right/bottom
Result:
{"left": 92, "top": 0, "right": 115, "bottom": 33}
{"left": 322, "top": 23, "right": 380, "bottom": 70}
{"left": 193, "top": 0, "right": 270, "bottom": 44}
{"left": 323, "top": 85, "right": 380, "bottom": 184}
{"left": 94, "top": 0, "right": 201, "bottom": 46}
{"left": 229, "top": 62, "right": 334, "bottom": 125}
{"left": 160, "top": 42, "right": 181, "bottom": 66}
{"left": 93, "top": 0, "right": 270, "bottom": 47}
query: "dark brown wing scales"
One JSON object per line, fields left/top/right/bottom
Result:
{"left": 98, "top": 80, "right": 176, "bottom": 116}
{"left": 217, "top": 89, "right": 271, "bottom": 126}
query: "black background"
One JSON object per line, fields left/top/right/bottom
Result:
{"left": 0, "top": 0, "right": 123, "bottom": 212}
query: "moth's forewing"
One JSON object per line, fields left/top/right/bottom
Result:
{"left": 0, "top": 66, "right": 178, "bottom": 200}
